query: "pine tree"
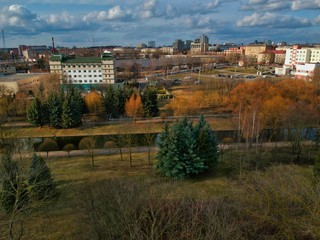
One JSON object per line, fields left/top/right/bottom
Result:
{"left": 115, "top": 87, "right": 126, "bottom": 117}
{"left": 194, "top": 115, "right": 218, "bottom": 166}
{"left": 142, "top": 87, "right": 159, "bottom": 118}
{"left": 1, "top": 152, "right": 29, "bottom": 213}
{"left": 156, "top": 117, "right": 218, "bottom": 179}
{"left": 28, "top": 154, "right": 56, "bottom": 200}
{"left": 27, "top": 97, "right": 43, "bottom": 127}
{"left": 61, "top": 97, "right": 73, "bottom": 128}
{"left": 102, "top": 86, "right": 116, "bottom": 119}
{"left": 47, "top": 93, "right": 62, "bottom": 128}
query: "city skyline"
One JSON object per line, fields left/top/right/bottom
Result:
{"left": 0, "top": 0, "right": 319, "bottom": 48}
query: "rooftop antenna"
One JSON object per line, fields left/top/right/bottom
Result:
{"left": 2, "top": 29, "right": 5, "bottom": 49}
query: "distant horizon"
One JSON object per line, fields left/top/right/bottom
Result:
{"left": 0, "top": 0, "right": 319, "bottom": 48}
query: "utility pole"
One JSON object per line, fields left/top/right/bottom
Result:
{"left": 1, "top": 29, "right": 5, "bottom": 49}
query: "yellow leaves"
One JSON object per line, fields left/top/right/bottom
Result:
{"left": 84, "top": 91, "right": 103, "bottom": 114}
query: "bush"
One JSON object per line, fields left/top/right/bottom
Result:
{"left": 63, "top": 143, "right": 76, "bottom": 158}
{"left": 79, "top": 179, "right": 241, "bottom": 240}
{"left": 38, "top": 139, "right": 59, "bottom": 158}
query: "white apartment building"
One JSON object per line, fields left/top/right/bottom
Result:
{"left": 49, "top": 51, "right": 116, "bottom": 85}
{"left": 284, "top": 45, "right": 320, "bottom": 67}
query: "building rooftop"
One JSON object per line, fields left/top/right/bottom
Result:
{"left": 49, "top": 53, "right": 114, "bottom": 63}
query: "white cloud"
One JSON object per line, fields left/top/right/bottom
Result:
{"left": 242, "top": 0, "right": 290, "bottom": 11}
{"left": 139, "top": 0, "right": 158, "bottom": 19}
{"left": 237, "top": 12, "right": 311, "bottom": 28}
{"left": 0, "top": 4, "right": 38, "bottom": 27}
{"left": 291, "top": 0, "right": 320, "bottom": 10}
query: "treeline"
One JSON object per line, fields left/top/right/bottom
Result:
{"left": 26, "top": 85, "right": 159, "bottom": 128}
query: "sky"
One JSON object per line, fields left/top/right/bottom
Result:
{"left": 0, "top": 0, "right": 319, "bottom": 48}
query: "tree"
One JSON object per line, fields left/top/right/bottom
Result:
{"left": 38, "top": 139, "right": 59, "bottom": 159}
{"left": 125, "top": 92, "right": 144, "bottom": 120}
{"left": 63, "top": 143, "right": 76, "bottom": 158}
{"left": 28, "top": 154, "right": 56, "bottom": 200}
{"left": 0, "top": 151, "right": 29, "bottom": 240}
{"left": 102, "top": 86, "right": 116, "bottom": 119}
{"left": 79, "top": 136, "right": 96, "bottom": 167}
{"left": 115, "top": 87, "right": 127, "bottom": 117}
{"left": 27, "top": 98, "right": 44, "bottom": 127}
{"left": 0, "top": 152, "right": 28, "bottom": 213}
{"left": 142, "top": 123, "right": 156, "bottom": 166}
{"left": 47, "top": 93, "right": 62, "bottom": 128}
{"left": 156, "top": 117, "right": 218, "bottom": 179}
{"left": 61, "top": 97, "right": 73, "bottom": 129}
{"left": 194, "top": 115, "right": 218, "bottom": 166}
{"left": 142, "top": 87, "right": 159, "bottom": 118}
{"left": 84, "top": 91, "right": 103, "bottom": 115}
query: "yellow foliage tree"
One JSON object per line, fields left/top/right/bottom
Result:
{"left": 84, "top": 91, "right": 103, "bottom": 114}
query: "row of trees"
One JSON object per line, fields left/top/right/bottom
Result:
{"left": 85, "top": 86, "right": 159, "bottom": 120}
{"left": 228, "top": 79, "right": 320, "bottom": 161}
{"left": 27, "top": 88, "right": 84, "bottom": 128}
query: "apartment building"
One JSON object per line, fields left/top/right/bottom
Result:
{"left": 190, "top": 34, "right": 209, "bottom": 53}
{"left": 284, "top": 45, "right": 320, "bottom": 67}
{"left": 49, "top": 51, "right": 116, "bottom": 85}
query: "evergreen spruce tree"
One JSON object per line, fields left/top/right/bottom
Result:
{"left": 156, "top": 123, "right": 181, "bottom": 178}
{"left": 102, "top": 86, "right": 116, "bottom": 119}
{"left": 28, "top": 154, "right": 56, "bottom": 200}
{"left": 70, "top": 96, "right": 82, "bottom": 127}
{"left": 27, "top": 97, "right": 43, "bottom": 127}
{"left": 61, "top": 97, "right": 73, "bottom": 128}
{"left": 142, "top": 87, "right": 159, "bottom": 118}
{"left": 116, "top": 87, "right": 127, "bottom": 117}
{"left": 156, "top": 117, "right": 219, "bottom": 179}
{"left": 194, "top": 115, "right": 218, "bottom": 166}
{"left": 1, "top": 152, "right": 29, "bottom": 213}
{"left": 47, "top": 93, "right": 62, "bottom": 128}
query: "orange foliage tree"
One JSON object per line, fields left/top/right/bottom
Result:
{"left": 125, "top": 92, "right": 144, "bottom": 119}
{"left": 229, "top": 79, "right": 320, "bottom": 151}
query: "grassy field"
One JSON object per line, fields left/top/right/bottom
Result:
{"left": 1, "top": 143, "right": 319, "bottom": 239}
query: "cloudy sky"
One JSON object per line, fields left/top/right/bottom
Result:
{"left": 0, "top": 0, "right": 319, "bottom": 48}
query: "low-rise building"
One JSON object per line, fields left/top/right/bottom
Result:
{"left": 49, "top": 51, "right": 117, "bottom": 85}
{"left": 295, "top": 63, "right": 320, "bottom": 80}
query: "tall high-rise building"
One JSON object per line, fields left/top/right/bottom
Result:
{"left": 200, "top": 34, "right": 209, "bottom": 44}
{"left": 148, "top": 41, "right": 156, "bottom": 48}
{"left": 173, "top": 39, "right": 184, "bottom": 52}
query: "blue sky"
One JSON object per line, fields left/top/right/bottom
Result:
{"left": 0, "top": 0, "right": 319, "bottom": 47}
